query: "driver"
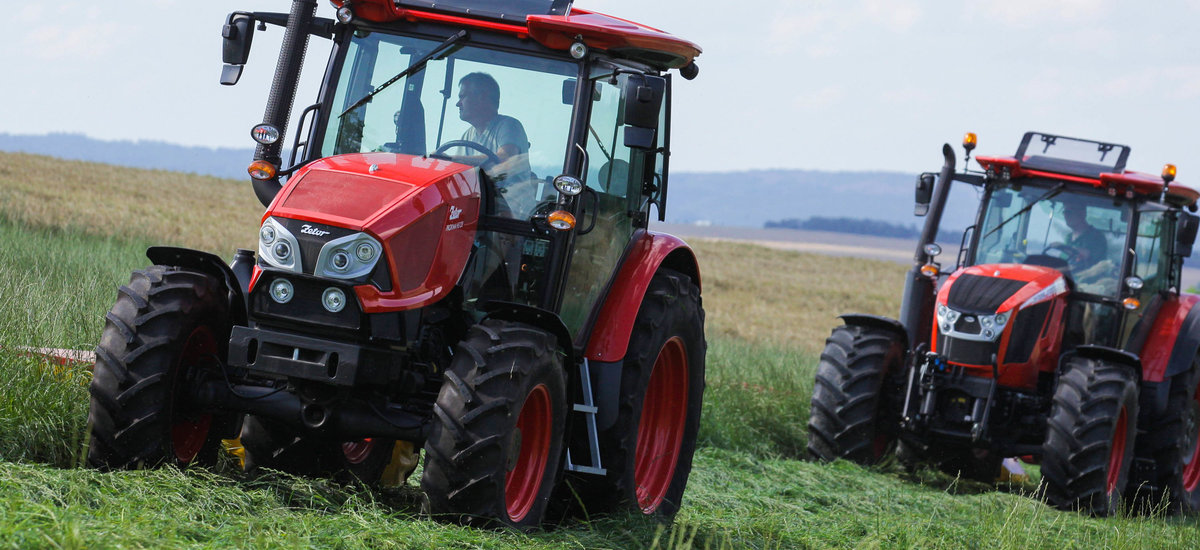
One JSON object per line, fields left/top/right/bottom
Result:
{"left": 1061, "top": 203, "right": 1107, "bottom": 271}
{"left": 453, "top": 72, "right": 533, "bottom": 187}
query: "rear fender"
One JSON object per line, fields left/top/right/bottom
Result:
{"left": 146, "top": 246, "right": 248, "bottom": 326}
{"left": 1140, "top": 294, "right": 1200, "bottom": 383}
{"left": 584, "top": 230, "right": 699, "bottom": 362}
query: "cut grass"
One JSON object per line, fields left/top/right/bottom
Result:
{"left": 3, "top": 152, "right": 1200, "bottom": 547}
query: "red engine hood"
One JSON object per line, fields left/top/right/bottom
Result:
{"left": 264, "top": 153, "right": 482, "bottom": 312}
{"left": 938, "top": 263, "right": 1069, "bottom": 314}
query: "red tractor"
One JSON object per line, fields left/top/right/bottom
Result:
{"left": 86, "top": 0, "right": 706, "bottom": 529}
{"left": 808, "top": 131, "right": 1200, "bottom": 515}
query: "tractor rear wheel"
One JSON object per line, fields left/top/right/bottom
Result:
{"left": 421, "top": 320, "right": 567, "bottom": 530}
{"left": 1138, "top": 359, "right": 1200, "bottom": 513}
{"left": 87, "top": 266, "right": 232, "bottom": 470}
{"left": 1042, "top": 356, "right": 1138, "bottom": 516}
{"left": 807, "top": 324, "right": 904, "bottom": 464}
{"left": 569, "top": 268, "right": 706, "bottom": 520}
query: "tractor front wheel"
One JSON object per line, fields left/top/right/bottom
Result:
{"left": 87, "top": 266, "right": 232, "bottom": 470}
{"left": 807, "top": 324, "right": 904, "bottom": 464}
{"left": 1042, "top": 356, "right": 1138, "bottom": 516}
{"left": 421, "top": 320, "right": 567, "bottom": 529}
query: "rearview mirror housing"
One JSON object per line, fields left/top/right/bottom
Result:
{"left": 1176, "top": 212, "right": 1199, "bottom": 257}
{"left": 914, "top": 173, "right": 935, "bottom": 216}
{"left": 622, "top": 74, "right": 665, "bottom": 150}
{"left": 221, "top": 13, "right": 256, "bottom": 85}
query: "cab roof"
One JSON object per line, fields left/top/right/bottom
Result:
{"left": 974, "top": 132, "right": 1198, "bottom": 208}
{"left": 329, "top": 0, "right": 701, "bottom": 70}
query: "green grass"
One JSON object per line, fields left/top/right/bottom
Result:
{"left": 4, "top": 153, "right": 1200, "bottom": 547}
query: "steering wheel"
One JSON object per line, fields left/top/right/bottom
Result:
{"left": 431, "top": 140, "right": 501, "bottom": 167}
{"left": 1043, "top": 243, "right": 1077, "bottom": 262}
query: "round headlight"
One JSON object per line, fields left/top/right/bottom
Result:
{"left": 923, "top": 243, "right": 943, "bottom": 257}
{"left": 270, "top": 279, "right": 294, "bottom": 304}
{"left": 940, "top": 323, "right": 951, "bottom": 333}
{"left": 981, "top": 316, "right": 994, "bottom": 328}
{"left": 356, "top": 242, "right": 375, "bottom": 262}
{"left": 322, "top": 287, "right": 347, "bottom": 312}
{"left": 260, "top": 225, "right": 276, "bottom": 245}
{"left": 983, "top": 329, "right": 993, "bottom": 339}
{"left": 1125, "top": 276, "right": 1145, "bottom": 291}
{"left": 937, "top": 304, "right": 947, "bottom": 318}
{"left": 569, "top": 42, "right": 588, "bottom": 59}
{"left": 995, "top": 312, "right": 1008, "bottom": 325}
{"left": 273, "top": 241, "right": 292, "bottom": 261}
{"left": 331, "top": 251, "right": 350, "bottom": 271}
{"left": 336, "top": 5, "right": 354, "bottom": 24}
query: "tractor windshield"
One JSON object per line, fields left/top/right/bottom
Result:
{"left": 976, "top": 183, "right": 1130, "bottom": 296}
{"left": 320, "top": 30, "right": 577, "bottom": 218}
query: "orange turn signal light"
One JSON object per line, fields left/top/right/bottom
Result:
{"left": 920, "top": 263, "right": 940, "bottom": 278}
{"left": 1163, "top": 163, "right": 1177, "bottom": 183}
{"left": 1122, "top": 297, "right": 1141, "bottom": 310}
{"left": 547, "top": 210, "right": 576, "bottom": 231}
{"left": 248, "top": 160, "right": 278, "bottom": 181}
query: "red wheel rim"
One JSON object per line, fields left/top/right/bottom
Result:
{"left": 1106, "top": 406, "right": 1129, "bottom": 495}
{"left": 505, "top": 384, "right": 552, "bottom": 523}
{"left": 343, "top": 439, "right": 375, "bottom": 464}
{"left": 635, "top": 337, "right": 688, "bottom": 514}
{"left": 172, "top": 326, "right": 216, "bottom": 464}
{"left": 1183, "top": 385, "right": 1200, "bottom": 492}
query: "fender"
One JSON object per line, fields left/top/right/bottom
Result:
{"left": 482, "top": 301, "right": 574, "bottom": 366}
{"left": 146, "top": 246, "right": 248, "bottom": 326}
{"left": 1140, "top": 294, "right": 1200, "bottom": 383}
{"left": 1072, "top": 344, "right": 1142, "bottom": 374}
{"left": 583, "top": 230, "right": 700, "bottom": 362}
{"left": 838, "top": 313, "right": 909, "bottom": 344}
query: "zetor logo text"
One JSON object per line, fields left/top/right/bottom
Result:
{"left": 300, "top": 224, "right": 331, "bottom": 237}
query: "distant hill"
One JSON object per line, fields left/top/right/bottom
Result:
{"left": 0, "top": 133, "right": 255, "bottom": 180}
{"left": 1, "top": 132, "right": 943, "bottom": 229}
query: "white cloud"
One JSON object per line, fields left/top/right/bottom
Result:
{"left": 25, "top": 22, "right": 123, "bottom": 61}
{"left": 981, "top": 0, "right": 1110, "bottom": 28}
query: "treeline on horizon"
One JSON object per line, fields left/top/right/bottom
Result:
{"left": 764, "top": 216, "right": 920, "bottom": 239}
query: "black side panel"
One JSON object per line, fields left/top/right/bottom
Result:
{"left": 1165, "top": 304, "right": 1200, "bottom": 379}
{"left": 1004, "top": 301, "right": 1052, "bottom": 364}
{"left": 947, "top": 274, "right": 1028, "bottom": 314}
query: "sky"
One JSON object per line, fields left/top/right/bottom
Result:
{"left": 5, "top": 0, "right": 1200, "bottom": 176}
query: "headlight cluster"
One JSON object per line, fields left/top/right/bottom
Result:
{"left": 315, "top": 232, "right": 383, "bottom": 279}
{"left": 936, "top": 304, "right": 1009, "bottom": 341}
{"left": 259, "top": 217, "right": 301, "bottom": 272}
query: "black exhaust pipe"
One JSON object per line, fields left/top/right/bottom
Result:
{"left": 252, "top": 0, "right": 319, "bottom": 207}
{"left": 899, "top": 144, "right": 956, "bottom": 349}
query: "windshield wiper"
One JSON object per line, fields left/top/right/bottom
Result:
{"left": 980, "top": 183, "right": 1066, "bottom": 241}
{"left": 339, "top": 30, "right": 469, "bottom": 118}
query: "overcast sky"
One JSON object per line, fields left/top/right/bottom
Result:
{"left": 5, "top": 0, "right": 1200, "bottom": 176}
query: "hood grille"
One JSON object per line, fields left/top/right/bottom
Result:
{"left": 947, "top": 274, "right": 1027, "bottom": 314}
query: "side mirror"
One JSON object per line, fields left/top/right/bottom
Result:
{"left": 622, "top": 74, "right": 665, "bottom": 150}
{"left": 1176, "top": 212, "right": 1199, "bottom": 258}
{"left": 221, "top": 13, "right": 256, "bottom": 86}
{"left": 914, "top": 173, "right": 935, "bottom": 216}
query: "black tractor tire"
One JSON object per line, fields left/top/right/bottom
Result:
{"left": 87, "top": 266, "right": 233, "bottom": 470}
{"left": 241, "top": 416, "right": 395, "bottom": 484}
{"left": 1041, "top": 356, "right": 1139, "bottom": 516}
{"left": 1136, "top": 359, "right": 1200, "bottom": 513}
{"left": 807, "top": 324, "right": 904, "bottom": 465}
{"left": 564, "top": 268, "right": 706, "bottom": 520}
{"left": 421, "top": 320, "right": 567, "bottom": 530}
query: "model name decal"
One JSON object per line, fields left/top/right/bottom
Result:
{"left": 300, "top": 224, "right": 331, "bottom": 237}
{"left": 445, "top": 221, "right": 464, "bottom": 231}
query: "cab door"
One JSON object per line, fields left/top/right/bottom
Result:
{"left": 558, "top": 70, "right": 665, "bottom": 338}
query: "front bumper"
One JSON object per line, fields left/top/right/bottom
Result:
{"left": 227, "top": 325, "right": 406, "bottom": 387}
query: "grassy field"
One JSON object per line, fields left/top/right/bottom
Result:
{"left": 2, "top": 151, "right": 1200, "bottom": 548}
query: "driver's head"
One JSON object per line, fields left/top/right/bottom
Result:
{"left": 457, "top": 72, "right": 500, "bottom": 127}
{"left": 1064, "top": 203, "right": 1089, "bottom": 230}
